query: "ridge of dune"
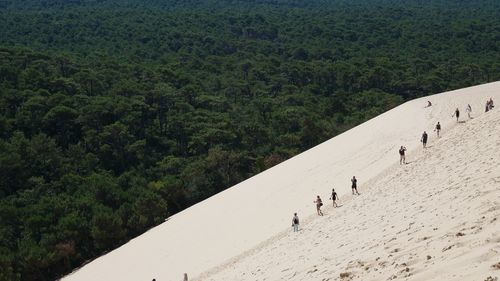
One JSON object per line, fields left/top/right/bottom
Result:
{"left": 62, "top": 81, "right": 500, "bottom": 281}
{"left": 199, "top": 102, "right": 500, "bottom": 281}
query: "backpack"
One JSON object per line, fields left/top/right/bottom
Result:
{"left": 293, "top": 217, "right": 299, "bottom": 224}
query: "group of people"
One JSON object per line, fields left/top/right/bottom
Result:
{"left": 486, "top": 98, "right": 495, "bottom": 112}
{"left": 292, "top": 177, "right": 359, "bottom": 231}
{"left": 401, "top": 121, "right": 435, "bottom": 162}
{"left": 401, "top": 123, "right": 434, "bottom": 161}
{"left": 415, "top": 99, "right": 496, "bottom": 157}
{"left": 422, "top": 101, "right": 488, "bottom": 151}
{"left": 454, "top": 99, "right": 495, "bottom": 121}
{"left": 452, "top": 104, "right": 473, "bottom": 123}
{"left": 293, "top": 97, "right": 497, "bottom": 233}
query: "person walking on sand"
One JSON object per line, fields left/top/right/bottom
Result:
{"left": 426, "top": 101, "right": 432, "bottom": 107}
{"left": 330, "top": 188, "right": 338, "bottom": 207}
{"left": 399, "top": 146, "right": 407, "bottom": 165}
{"left": 184, "top": 273, "right": 188, "bottom": 281}
{"left": 292, "top": 213, "right": 300, "bottom": 232}
{"left": 314, "top": 196, "right": 324, "bottom": 216}
{"left": 351, "top": 176, "right": 360, "bottom": 195}
{"left": 453, "top": 108, "right": 460, "bottom": 122}
{"left": 421, "top": 131, "right": 428, "bottom": 148}
{"left": 434, "top": 122, "right": 441, "bottom": 138}
{"left": 466, "top": 104, "right": 472, "bottom": 119}
{"left": 489, "top": 98, "right": 495, "bottom": 110}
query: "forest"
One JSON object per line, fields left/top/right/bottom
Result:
{"left": 1, "top": 0, "right": 500, "bottom": 280}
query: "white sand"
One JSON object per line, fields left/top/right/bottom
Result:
{"left": 62, "top": 82, "right": 500, "bottom": 281}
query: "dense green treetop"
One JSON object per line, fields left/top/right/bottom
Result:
{"left": 0, "top": 0, "right": 499, "bottom": 280}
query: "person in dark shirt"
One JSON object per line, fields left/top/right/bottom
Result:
{"left": 421, "top": 131, "right": 428, "bottom": 148}
{"left": 453, "top": 108, "right": 460, "bottom": 122}
{"left": 399, "top": 146, "right": 407, "bottom": 165}
{"left": 351, "top": 176, "right": 360, "bottom": 195}
{"left": 330, "top": 188, "right": 338, "bottom": 207}
{"left": 434, "top": 122, "right": 441, "bottom": 138}
{"left": 291, "top": 213, "right": 300, "bottom": 232}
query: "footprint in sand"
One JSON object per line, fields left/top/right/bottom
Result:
{"left": 442, "top": 244, "right": 455, "bottom": 252}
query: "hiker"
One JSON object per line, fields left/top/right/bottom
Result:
{"left": 426, "top": 101, "right": 432, "bottom": 107}
{"left": 351, "top": 176, "right": 360, "bottom": 195}
{"left": 434, "top": 122, "right": 441, "bottom": 138}
{"left": 330, "top": 188, "right": 338, "bottom": 207}
{"left": 486, "top": 100, "right": 490, "bottom": 112}
{"left": 421, "top": 131, "right": 428, "bottom": 148}
{"left": 399, "top": 146, "right": 407, "bottom": 165}
{"left": 184, "top": 273, "right": 188, "bottom": 281}
{"left": 292, "top": 213, "right": 300, "bottom": 232}
{"left": 466, "top": 104, "right": 472, "bottom": 119}
{"left": 314, "top": 196, "right": 324, "bottom": 216}
{"left": 453, "top": 108, "right": 460, "bottom": 122}
{"left": 489, "top": 98, "right": 495, "bottom": 110}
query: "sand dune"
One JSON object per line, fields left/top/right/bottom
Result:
{"left": 199, "top": 96, "right": 500, "bottom": 281}
{"left": 62, "top": 82, "right": 500, "bottom": 281}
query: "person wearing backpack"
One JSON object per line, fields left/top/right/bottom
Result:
{"left": 292, "top": 213, "right": 300, "bottom": 232}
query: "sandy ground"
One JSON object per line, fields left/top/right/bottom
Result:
{"left": 62, "top": 82, "right": 500, "bottom": 281}
{"left": 198, "top": 98, "right": 500, "bottom": 281}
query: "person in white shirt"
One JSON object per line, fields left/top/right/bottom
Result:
{"left": 466, "top": 104, "right": 472, "bottom": 119}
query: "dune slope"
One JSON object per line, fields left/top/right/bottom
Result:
{"left": 63, "top": 82, "right": 500, "bottom": 281}
{"left": 200, "top": 93, "right": 500, "bottom": 281}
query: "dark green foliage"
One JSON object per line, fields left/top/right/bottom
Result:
{"left": 1, "top": 0, "right": 500, "bottom": 280}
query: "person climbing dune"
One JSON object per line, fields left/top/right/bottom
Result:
{"left": 434, "top": 122, "right": 441, "bottom": 138}
{"left": 399, "top": 146, "right": 407, "bottom": 165}
{"left": 466, "top": 104, "right": 472, "bottom": 119}
{"left": 351, "top": 176, "right": 360, "bottom": 195}
{"left": 453, "top": 108, "right": 460, "bottom": 122}
{"left": 488, "top": 98, "right": 495, "bottom": 111}
{"left": 314, "top": 196, "right": 324, "bottom": 216}
{"left": 330, "top": 188, "right": 338, "bottom": 207}
{"left": 291, "top": 213, "right": 300, "bottom": 232}
{"left": 421, "top": 131, "right": 428, "bottom": 148}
